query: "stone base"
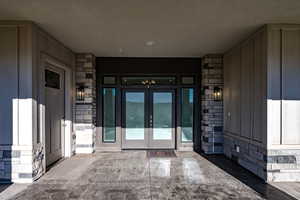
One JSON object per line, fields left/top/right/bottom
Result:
{"left": 268, "top": 170, "right": 300, "bottom": 182}
{"left": 223, "top": 134, "right": 267, "bottom": 180}
{"left": 267, "top": 149, "right": 300, "bottom": 182}
{"left": 0, "top": 145, "right": 35, "bottom": 183}
{"left": 202, "top": 143, "right": 223, "bottom": 154}
{"left": 75, "top": 123, "right": 95, "bottom": 154}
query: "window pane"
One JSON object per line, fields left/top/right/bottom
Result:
{"left": 103, "top": 76, "right": 116, "bottom": 84}
{"left": 182, "top": 77, "right": 194, "bottom": 85}
{"left": 45, "top": 69, "right": 60, "bottom": 89}
{"left": 153, "top": 92, "right": 172, "bottom": 140}
{"left": 125, "top": 92, "right": 145, "bottom": 140}
{"left": 103, "top": 88, "right": 116, "bottom": 142}
{"left": 181, "top": 88, "right": 194, "bottom": 142}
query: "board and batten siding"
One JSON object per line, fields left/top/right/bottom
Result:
{"left": 267, "top": 25, "right": 300, "bottom": 146}
{"left": 0, "top": 23, "right": 33, "bottom": 146}
{"left": 224, "top": 27, "right": 267, "bottom": 147}
{"left": 0, "top": 27, "right": 18, "bottom": 145}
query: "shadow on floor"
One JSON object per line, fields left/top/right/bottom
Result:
{"left": 0, "top": 183, "right": 12, "bottom": 193}
{"left": 200, "top": 153, "right": 297, "bottom": 200}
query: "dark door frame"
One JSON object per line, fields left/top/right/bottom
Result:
{"left": 96, "top": 72, "right": 201, "bottom": 149}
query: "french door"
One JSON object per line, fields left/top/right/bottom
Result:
{"left": 121, "top": 88, "right": 175, "bottom": 149}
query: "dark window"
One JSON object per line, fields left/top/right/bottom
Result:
{"left": 103, "top": 76, "right": 116, "bottom": 85}
{"left": 181, "top": 88, "right": 194, "bottom": 142}
{"left": 182, "top": 76, "right": 194, "bottom": 85}
{"left": 103, "top": 88, "right": 116, "bottom": 142}
{"left": 45, "top": 69, "right": 60, "bottom": 89}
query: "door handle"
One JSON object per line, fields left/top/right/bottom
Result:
{"left": 150, "top": 115, "right": 153, "bottom": 126}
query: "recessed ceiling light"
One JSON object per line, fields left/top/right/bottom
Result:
{"left": 146, "top": 41, "right": 155, "bottom": 46}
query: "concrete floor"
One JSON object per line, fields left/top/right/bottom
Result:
{"left": 0, "top": 151, "right": 299, "bottom": 200}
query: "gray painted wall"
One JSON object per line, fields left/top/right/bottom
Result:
{"left": 32, "top": 23, "right": 75, "bottom": 148}
{"left": 224, "top": 24, "right": 300, "bottom": 181}
{"left": 0, "top": 21, "right": 75, "bottom": 183}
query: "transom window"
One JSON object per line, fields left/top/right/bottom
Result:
{"left": 121, "top": 76, "right": 176, "bottom": 86}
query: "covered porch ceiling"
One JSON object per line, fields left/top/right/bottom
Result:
{"left": 0, "top": 0, "right": 300, "bottom": 57}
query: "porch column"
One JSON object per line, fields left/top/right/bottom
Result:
{"left": 75, "top": 54, "right": 96, "bottom": 154}
{"left": 201, "top": 54, "right": 224, "bottom": 154}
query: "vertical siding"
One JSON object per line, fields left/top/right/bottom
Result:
{"left": 0, "top": 27, "right": 18, "bottom": 145}
{"left": 230, "top": 48, "right": 241, "bottom": 136}
{"left": 268, "top": 25, "right": 300, "bottom": 146}
{"left": 241, "top": 39, "right": 254, "bottom": 139}
{"left": 282, "top": 29, "right": 300, "bottom": 145}
{"left": 253, "top": 30, "right": 266, "bottom": 143}
{"left": 224, "top": 27, "right": 267, "bottom": 146}
{"left": 223, "top": 54, "right": 230, "bottom": 133}
{"left": 267, "top": 28, "right": 282, "bottom": 145}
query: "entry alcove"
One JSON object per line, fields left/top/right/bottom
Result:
{"left": 95, "top": 57, "right": 201, "bottom": 151}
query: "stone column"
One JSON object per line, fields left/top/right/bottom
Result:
{"left": 201, "top": 54, "right": 224, "bottom": 154}
{"left": 75, "top": 54, "right": 96, "bottom": 154}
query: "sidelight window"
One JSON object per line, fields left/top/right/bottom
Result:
{"left": 103, "top": 88, "right": 116, "bottom": 142}
{"left": 181, "top": 88, "right": 194, "bottom": 142}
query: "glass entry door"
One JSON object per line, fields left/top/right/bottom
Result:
{"left": 122, "top": 89, "right": 175, "bottom": 149}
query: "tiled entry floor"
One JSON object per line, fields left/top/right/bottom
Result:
{"left": 1, "top": 151, "right": 298, "bottom": 200}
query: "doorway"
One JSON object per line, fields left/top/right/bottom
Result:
{"left": 122, "top": 88, "right": 175, "bottom": 149}
{"left": 96, "top": 57, "right": 201, "bottom": 152}
{"left": 45, "top": 64, "right": 65, "bottom": 166}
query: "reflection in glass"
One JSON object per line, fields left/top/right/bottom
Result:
{"left": 181, "top": 88, "right": 194, "bottom": 142}
{"left": 103, "top": 88, "right": 116, "bottom": 142}
{"left": 153, "top": 92, "right": 172, "bottom": 140}
{"left": 125, "top": 92, "right": 145, "bottom": 140}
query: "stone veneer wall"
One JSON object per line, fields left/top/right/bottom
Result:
{"left": 267, "top": 149, "right": 300, "bottom": 182}
{"left": 201, "top": 55, "right": 224, "bottom": 154}
{"left": 223, "top": 136, "right": 267, "bottom": 180}
{"left": 0, "top": 146, "right": 34, "bottom": 183}
{"left": 75, "top": 53, "right": 96, "bottom": 154}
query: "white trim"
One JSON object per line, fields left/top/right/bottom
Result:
{"left": 268, "top": 144, "right": 300, "bottom": 150}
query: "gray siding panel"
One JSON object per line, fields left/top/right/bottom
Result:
{"left": 0, "top": 27, "right": 18, "bottom": 145}
{"left": 223, "top": 54, "right": 230, "bottom": 132}
{"left": 253, "top": 31, "right": 265, "bottom": 143}
{"left": 241, "top": 40, "right": 254, "bottom": 139}
{"left": 231, "top": 48, "right": 241, "bottom": 135}
{"left": 282, "top": 29, "right": 300, "bottom": 145}
{"left": 268, "top": 29, "right": 282, "bottom": 145}
{"left": 224, "top": 27, "right": 267, "bottom": 146}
